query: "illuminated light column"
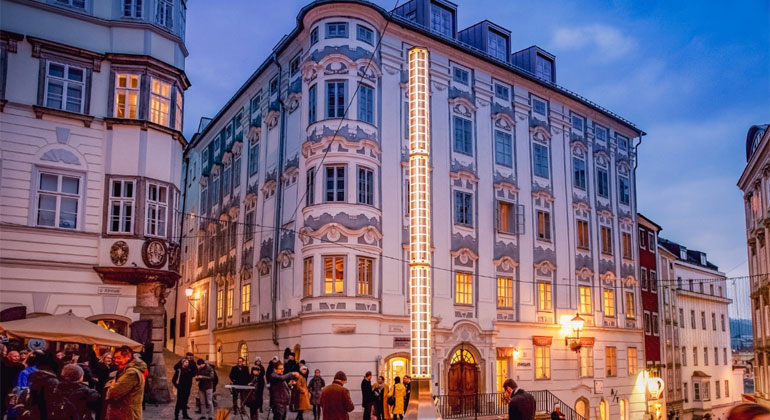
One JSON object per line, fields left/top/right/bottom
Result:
{"left": 408, "top": 47, "right": 431, "bottom": 379}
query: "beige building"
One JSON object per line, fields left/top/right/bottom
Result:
{"left": 0, "top": 0, "right": 189, "bottom": 402}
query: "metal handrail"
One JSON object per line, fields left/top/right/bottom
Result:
{"left": 433, "top": 390, "right": 586, "bottom": 420}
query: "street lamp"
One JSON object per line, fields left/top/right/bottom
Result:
{"left": 185, "top": 287, "right": 194, "bottom": 297}
{"left": 565, "top": 313, "right": 585, "bottom": 352}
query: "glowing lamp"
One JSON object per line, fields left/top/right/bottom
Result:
{"left": 647, "top": 377, "right": 665, "bottom": 399}
{"left": 564, "top": 313, "right": 585, "bottom": 352}
{"left": 512, "top": 348, "right": 520, "bottom": 361}
{"left": 185, "top": 288, "right": 194, "bottom": 297}
{"left": 570, "top": 314, "right": 585, "bottom": 332}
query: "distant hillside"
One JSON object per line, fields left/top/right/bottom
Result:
{"left": 730, "top": 318, "right": 753, "bottom": 350}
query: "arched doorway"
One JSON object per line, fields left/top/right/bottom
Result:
{"left": 216, "top": 340, "right": 224, "bottom": 367}
{"left": 384, "top": 353, "right": 410, "bottom": 386}
{"left": 239, "top": 342, "right": 249, "bottom": 361}
{"left": 447, "top": 347, "right": 479, "bottom": 415}
{"left": 599, "top": 399, "right": 609, "bottom": 420}
{"left": 575, "top": 397, "right": 589, "bottom": 419}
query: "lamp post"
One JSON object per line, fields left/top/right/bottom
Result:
{"left": 565, "top": 313, "right": 585, "bottom": 353}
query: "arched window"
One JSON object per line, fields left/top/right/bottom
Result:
{"left": 239, "top": 343, "right": 249, "bottom": 361}
{"left": 575, "top": 397, "right": 589, "bottom": 419}
{"left": 599, "top": 400, "right": 609, "bottom": 420}
{"left": 619, "top": 399, "right": 628, "bottom": 420}
{"left": 450, "top": 349, "right": 476, "bottom": 364}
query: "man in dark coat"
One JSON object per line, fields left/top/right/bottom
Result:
{"left": 229, "top": 357, "right": 251, "bottom": 414}
{"left": 27, "top": 352, "right": 60, "bottom": 420}
{"left": 360, "top": 371, "right": 374, "bottom": 420}
{"left": 0, "top": 350, "right": 23, "bottom": 416}
{"left": 319, "top": 371, "right": 354, "bottom": 420}
{"left": 58, "top": 363, "right": 101, "bottom": 420}
{"left": 172, "top": 358, "right": 195, "bottom": 420}
{"left": 503, "top": 379, "right": 535, "bottom": 420}
{"left": 285, "top": 353, "right": 299, "bottom": 374}
{"left": 269, "top": 361, "right": 300, "bottom": 420}
{"left": 403, "top": 375, "right": 411, "bottom": 410}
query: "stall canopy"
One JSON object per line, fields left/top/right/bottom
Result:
{"left": 0, "top": 311, "right": 142, "bottom": 351}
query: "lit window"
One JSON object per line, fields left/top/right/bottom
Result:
{"left": 356, "top": 25, "right": 374, "bottom": 45}
{"left": 150, "top": 78, "right": 171, "bottom": 126}
{"left": 488, "top": 30, "right": 506, "bottom": 61}
{"left": 597, "top": 168, "right": 609, "bottom": 197}
{"left": 579, "top": 346, "right": 593, "bottom": 378}
{"left": 453, "top": 116, "right": 473, "bottom": 155}
{"left": 303, "top": 257, "right": 313, "bottom": 297}
{"left": 430, "top": 3, "right": 453, "bottom": 37}
{"left": 36, "top": 172, "right": 81, "bottom": 229}
{"left": 323, "top": 255, "right": 345, "bottom": 294}
{"left": 357, "top": 167, "right": 374, "bottom": 205}
{"left": 496, "top": 358, "right": 508, "bottom": 392}
{"left": 578, "top": 286, "right": 592, "bottom": 314}
{"left": 576, "top": 219, "right": 589, "bottom": 249}
{"left": 324, "top": 165, "right": 346, "bottom": 202}
{"left": 627, "top": 347, "right": 637, "bottom": 375}
{"left": 535, "top": 55, "right": 553, "bottom": 82}
{"left": 497, "top": 276, "right": 513, "bottom": 308}
{"left": 536, "top": 210, "right": 551, "bottom": 241}
{"left": 326, "top": 81, "right": 346, "bottom": 118}
{"left": 241, "top": 283, "right": 250, "bottom": 313}
{"left": 123, "top": 0, "right": 141, "bottom": 18}
{"left": 155, "top": 0, "right": 173, "bottom": 29}
{"left": 622, "top": 232, "right": 632, "bottom": 259}
{"left": 601, "top": 226, "right": 613, "bottom": 255}
{"left": 325, "top": 22, "right": 348, "bottom": 38}
{"left": 216, "top": 289, "right": 223, "bottom": 319}
{"left": 606, "top": 346, "right": 617, "bottom": 376}
{"left": 494, "top": 130, "right": 513, "bottom": 167}
{"left": 174, "top": 89, "right": 183, "bottom": 131}
{"left": 45, "top": 62, "right": 85, "bottom": 113}
{"left": 145, "top": 183, "right": 168, "bottom": 237}
{"left": 452, "top": 67, "right": 469, "bottom": 85}
{"left": 535, "top": 345, "right": 550, "bottom": 379}
{"left": 109, "top": 179, "right": 135, "bottom": 233}
{"left": 357, "top": 84, "right": 374, "bottom": 124}
{"left": 533, "top": 143, "right": 549, "bottom": 178}
{"left": 455, "top": 272, "right": 473, "bottom": 305}
{"left": 114, "top": 73, "right": 139, "bottom": 119}
{"left": 538, "top": 282, "right": 552, "bottom": 311}
{"left": 603, "top": 289, "right": 615, "bottom": 317}
{"left": 725, "top": 380, "right": 729, "bottom": 397}
{"left": 454, "top": 191, "right": 473, "bottom": 226}
{"left": 625, "top": 292, "right": 635, "bottom": 319}
{"left": 497, "top": 201, "right": 514, "bottom": 234}
{"left": 357, "top": 257, "right": 373, "bottom": 296}
{"left": 573, "top": 157, "right": 586, "bottom": 189}
{"left": 226, "top": 287, "right": 234, "bottom": 317}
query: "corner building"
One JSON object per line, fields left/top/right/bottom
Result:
{"left": 175, "top": 1, "right": 646, "bottom": 418}
{"left": 0, "top": 0, "right": 189, "bottom": 402}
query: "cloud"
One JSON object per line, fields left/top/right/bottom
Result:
{"left": 551, "top": 24, "right": 637, "bottom": 61}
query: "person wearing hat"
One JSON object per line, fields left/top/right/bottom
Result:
{"left": 247, "top": 358, "right": 266, "bottom": 419}
{"left": 58, "top": 363, "right": 101, "bottom": 420}
{"left": 319, "top": 371, "right": 354, "bottom": 420}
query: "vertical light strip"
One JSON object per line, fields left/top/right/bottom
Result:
{"left": 408, "top": 47, "right": 431, "bottom": 379}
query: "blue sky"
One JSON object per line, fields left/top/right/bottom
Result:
{"left": 182, "top": 0, "right": 769, "bottom": 319}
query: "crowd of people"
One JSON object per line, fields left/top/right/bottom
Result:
{"left": 0, "top": 342, "right": 149, "bottom": 420}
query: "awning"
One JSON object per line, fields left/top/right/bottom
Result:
{"left": 0, "top": 311, "right": 143, "bottom": 351}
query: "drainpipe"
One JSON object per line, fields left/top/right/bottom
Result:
{"left": 173, "top": 154, "right": 190, "bottom": 353}
{"left": 270, "top": 53, "right": 286, "bottom": 346}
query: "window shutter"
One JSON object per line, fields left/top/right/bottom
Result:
{"left": 515, "top": 204, "right": 525, "bottom": 235}
{"left": 494, "top": 200, "right": 499, "bottom": 230}
{"left": 508, "top": 203, "right": 515, "bottom": 233}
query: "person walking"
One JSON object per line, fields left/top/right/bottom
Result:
{"left": 172, "top": 358, "right": 195, "bottom": 420}
{"left": 319, "top": 372, "right": 354, "bottom": 420}
{"left": 104, "top": 345, "right": 147, "bottom": 420}
{"left": 229, "top": 357, "right": 251, "bottom": 414}
{"left": 503, "top": 379, "right": 535, "bottom": 420}
{"left": 360, "top": 372, "right": 374, "bottom": 420}
{"left": 308, "top": 369, "right": 325, "bottom": 420}
{"left": 195, "top": 359, "right": 215, "bottom": 420}
{"left": 292, "top": 366, "right": 312, "bottom": 420}
{"left": 269, "top": 360, "right": 300, "bottom": 420}
{"left": 387, "top": 377, "right": 405, "bottom": 420}
{"left": 58, "top": 363, "right": 101, "bottom": 420}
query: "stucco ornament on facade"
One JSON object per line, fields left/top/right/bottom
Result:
{"left": 298, "top": 223, "right": 383, "bottom": 245}
{"left": 600, "top": 271, "right": 617, "bottom": 286}
{"left": 534, "top": 260, "right": 557, "bottom": 275}
{"left": 110, "top": 241, "right": 129, "bottom": 266}
{"left": 493, "top": 256, "right": 518, "bottom": 271}
{"left": 142, "top": 239, "right": 167, "bottom": 269}
{"left": 576, "top": 266, "right": 594, "bottom": 282}
{"left": 451, "top": 247, "right": 479, "bottom": 265}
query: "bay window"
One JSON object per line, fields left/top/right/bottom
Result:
{"left": 123, "top": 0, "right": 142, "bottom": 18}
{"left": 150, "top": 78, "right": 171, "bottom": 126}
{"left": 325, "top": 165, "right": 346, "bottom": 202}
{"left": 145, "top": 182, "right": 168, "bottom": 237}
{"left": 357, "top": 257, "right": 373, "bottom": 296}
{"left": 109, "top": 179, "right": 135, "bottom": 233}
{"left": 155, "top": 0, "right": 173, "bottom": 29}
{"left": 114, "top": 73, "right": 139, "bottom": 119}
{"left": 323, "top": 255, "right": 345, "bottom": 294}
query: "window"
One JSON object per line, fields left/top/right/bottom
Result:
{"left": 535, "top": 55, "right": 553, "bottom": 82}
{"left": 643, "top": 312, "right": 651, "bottom": 334}
{"left": 248, "top": 141, "right": 259, "bottom": 177}
{"left": 488, "top": 30, "right": 507, "bottom": 61}
{"left": 536, "top": 210, "right": 551, "bottom": 241}
{"left": 150, "top": 78, "right": 171, "bottom": 126}
{"left": 494, "top": 83, "right": 509, "bottom": 101}
{"left": 712, "top": 313, "right": 717, "bottom": 330}
{"left": 704, "top": 347, "right": 709, "bottom": 366}
{"left": 233, "top": 154, "right": 241, "bottom": 188}
{"left": 270, "top": 76, "right": 279, "bottom": 96}
{"left": 452, "top": 67, "right": 468, "bottom": 85}
{"left": 600, "top": 226, "right": 612, "bottom": 255}
{"left": 617, "top": 134, "right": 628, "bottom": 151}
{"left": 357, "top": 84, "right": 374, "bottom": 124}
{"left": 627, "top": 348, "right": 637, "bottom": 375}
{"left": 303, "top": 257, "right": 313, "bottom": 297}
{"left": 606, "top": 347, "right": 617, "bottom": 377}
{"left": 56, "top": 0, "right": 85, "bottom": 8}
{"left": 571, "top": 115, "right": 584, "bottom": 132}
{"left": 532, "top": 97, "right": 547, "bottom": 115}
{"left": 497, "top": 276, "right": 513, "bottom": 308}
{"left": 538, "top": 282, "right": 552, "bottom": 311}
{"left": 241, "top": 283, "right": 251, "bottom": 313}
{"left": 455, "top": 272, "right": 473, "bottom": 305}
{"left": 619, "top": 176, "right": 630, "bottom": 204}
{"left": 639, "top": 228, "right": 647, "bottom": 249}
{"left": 494, "top": 131, "right": 513, "bottom": 167}
{"left": 325, "top": 22, "right": 348, "bottom": 38}
{"left": 357, "top": 257, "right": 373, "bottom": 296}
{"left": 146, "top": 183, "right": 168, "bottom": 237}
{"left": 326, "top": 81, "right": 346, "bottom": 118}
{"left": 579, "top": 286, "right": 592, "bottom": 314}
{"left": 310, "top": 27, "right": 319, "bottom": 45}
{"left": 597, "top": 168, "right": 609, "bottom": 197}
{"left": 725, "top": 380, "right": 729, "bottom": 397}
{"left": 595, "top": 125, "right": 607, "bottom": 142}
{"left": 356, "top": 25, "right": 374, "bottom": 44}
{"left": 715, "top": 347, "right": 719, "bottom": 366}
{"left": 289, "top": 55, "right": 301, "bottom": 77}
{"left": 200, "top": 185, "right": 208, "bottom": 215}
{"left": 453, "top": 117, "right": 473, "bottom": 155}
{"left": 535, "top": 345, "right": 550, "bottom": 379}
{"left": 155, "top": 0, "right": 173, "bottom": 29}
{"left": 579, "top": 346, "right": 593, "bottom": 378}
{"left": 721, "top": 314, "right": 726, "bottom": 331}
{"left": 650, "top": 271, "right": 657, "bottom": 292}
{"left": 325, "top": 165, "right": 345, "bottom": 202}
{"left": 357, "top": 167, "right": 374, "bottom": 205}
{"left": 304, "top": 84, "right": 317, "bottom": 124}
{"left": 690, "top": 310, "right": 696, "bottom": 328}
{"left": 306, "top": 169, "right": 315, "bottom": 206}
{"left": 430, "top": 3, "right": 453, "bottom": 37}
{"left": 244, "top": 208, "right": 254, "bottom": 242}
{"left": 648, "top": 232, "right": 655, "bottom": 249}
{"left": 694, "top": 383, "right": 701, "bottom": 401}
{"left": 573, "top": 157, "right": 586, "bottom": 189}
{"left": 679, "top": 308, "right": 684, "bottom": 326}
{"left": 716, "top": 380, "right": 721, "bottom": 399}
{"left": 174, "top": 89, "right": 183, "bottom": 131}
{"left": 533, "top": 143, "right": 549, "bottom": 178}
{"left": 496, "top": 358, "right": 508, "bottom": 392}
{"left": 701, "top": 311, "right": 706, "bottom": 329}
{"left": 45, "top": 62, "right": 85, "bottom": 113}
{"left": 222, "top": 162, "right": 231, "bottom": 196}
{"left": 226, "top": 287, "right": 234, "bottom": 317}
{"left": 682, "top": 347, "right": 687, "bottom": 366}
{"left": 703, "top": 381, "right": 710, "bottom": 400}
{"left": 693, "top": 347, "right": 698, "bottom": 366}
{"left": 323, "top": 256, "right": 345, "bottom": 294}
{"left": 576, "top": 219, "right": 590, "bottom": 250}
{"left": 652, "top": 313, "right": 659, "bottom": 335}
{"left": 603, "top": 289, "right": 615, "bottom": 317}
{"left": 123, "top": 0, "right": 142, "bottom": 18}
{"left": 622, "top": 232, "right": 632, "bottom": 259}
{"left": 625, "top": 292, "right": 635, "bottom": 319}
{"left": 496, "top": 201, "right": 514, "bottom": 234}
{"left": 108, "top": 179, "right": 135, "bottom": 233}
{"left": 684, "top": 383, "right": 689, "bottom": 402}
{"left": 641, "top": 268, "right": 648, "bottom": 289}
{"left": 36, "top": 172, "right": 81, "bottom": 229}
{"left": 216, "top": 289, "right": 223, "bottom": 319}
{"left": 454, "top": 191, "right": 473, "bottom": 226}
{"left": 114, "top": 73, "right": 139, "bottom": 119}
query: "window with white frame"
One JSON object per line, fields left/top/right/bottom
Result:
{"left": 323, "top": 255, "right": 345, "bottom": 294}
{"left": 109, "top": 179, "right": 135, "bottom": 233}
{"left": 233, "top": 154, "right": 241, "bottom": 188}
{"left": 306, "top": 168, "right": 315, "bottom": 206}
{"left": 222, "top": 161, "right": 231, "bottom": 196}
{"left": 497, "top": 201, "right": 514, "bottom": 234}
{"left": 579, "top": 285, "right": 592, "bottom": 314}
{"left": 356, "top": 25, "right": 374, "bottom": 45}
{"left": 114, "top": 73, "right": 139, "bottom": 119}
{"left": 310, "top": 27, "right": 319, "bottom": 45}
{"left": 155, "top": 0, "right": 173, "bottom": 29}
{"left": 325, "top": 165, "right": 346, "bottom": 202}
{"left": 494, "top": 130, "right": 513, "bottom": 167}
{"left": 579, "top": 346, "right": 593, "bottom": 378}
{"left": 248, "top": 141, "right": 259, "bottom": 177}
{"left": 627, "top": 347, "right": 637, "bottom": 375}
{"left": 150, "top": 78, "right": 171, "bottom": 126}
{"left": 494, "top": 83, "right": 509, "bottom": 101}
{"left": 571, "top": 114, "right": 584, "bottom": 132}
{"left": 577, "top": 219, "right": 589, "bottom": 249}
{"left": 357, "top": 83, "right": 374, "bottom": 124}
{"left": 308, "top": 84, "right": 317, "bottom": 123}
{"left": 532, "top": 97, "right": 547, "bottom": 116}
{"left": 326, "top": 81, "right": 346, "bottom": 118}
{"left": 45, "top": 62, "right": 85, "bottom": 113}
{"left": 453, "top": 116, "right": 473, "bottom": 155}
{"left": 241, "top": 283, "right": 251, "bottom": 313}
{"left": 538, "top": 281, "right": 552, "bottom": 311}
{"left": 357, "top": 167, "right": 374, "bottom": 205}
{"left": 619, "top": 176, "right": 630, "bottom": 204}
{"left": 617, "top": 134, "right": 629, "bottom": 151}
{"left": 622, "top": 232, "right": 632, "bottom": 259}
{"left": 604, "top": 288, "right": 615, "bottom": 317}
{"left": 535, "top": 345, "right": 551, "bottom": 379}
{"left": 55, "top": 0, "right": 85, "bottom": 9}
{"left": 325, "top": 22, "right": 348, "bottom": 38}
{"left": 600, "top": 226, "right": 612, "bottom": 255}
{"left": 455, "top": 272, "right": 473, "bottom": 305}
{"left": 454, "top": 191, "right": 473, "bottom": 226}
{"left": 597, "top": 167, "right": 609, "bottom": 197}
{"left": 269, "top": 76, "right": 278, "bottom": 97}
{"left": 303, "top": 257, "right": 313, "bottom": 297}
{"left": 497, "top": 276, "right": 513, "bottom": 308}
{"left": 145, "top": 183, "right": 168, "bottom": 237}
{"left": 123, "top": 0, "right": 142, "bottom": 17}
{"left": 536, "top": 210, "right": 551, "bottom": 241}
{"left": 36, "top": 171, "right": 81, "bottom": 229}
{"left": 244, "top": 206, "right": 254, "bottom": 243}
{"left": 573, "top": 157, "right": 586, "bottom": 189}
{"left": 452, "top": 67, "right": 468, "bottom": 85}
{"left": 595, "top": 125, "right": 608, "bottom": 142}
{"left": 357, "top": 256, "right": 373, "bottom": 296}
{"left": 533, "top": 143, "right": 549, "bottom": 178}
{"left": 289, "top": 54, "right": 301, "bottom": 77}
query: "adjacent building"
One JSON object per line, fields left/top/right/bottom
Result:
{"left": 638, "top": 214, "right": 662, "bottom": 372}
{"left": 173, "top": 1, "right": 648, "bottom": 418}
{"left": 0, "top": 0, "right": 189, "bottom": 402}
{"left": 738, "top": 123, "right": 770, "bottom": 407}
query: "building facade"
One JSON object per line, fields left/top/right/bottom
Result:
{"left": 738, "top": 123, "right": 770, "bottom": 407}
{"left": 659, "top": 239, "right": 741, "bottom": 420}
{"left": 174, "top": 1, "right": 647, "bottom": 418}
{"left": 639, "top": 214, "right": 662, "bottom": 371}
{"left": 0, "top": 0, "right": 189, "bottom": 402}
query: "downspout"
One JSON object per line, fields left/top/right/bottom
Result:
{"left": 173, "top": 154, "right": 190, "bottom": 353}
{"left": 271, "top": 54, "right": 286, "bottom": 346}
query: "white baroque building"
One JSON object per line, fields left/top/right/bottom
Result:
{"left": 174, "top": 1, "right": 647, "bottom": 418}
{"left": 0, "top": 0, "right": 189, "bottom": 402}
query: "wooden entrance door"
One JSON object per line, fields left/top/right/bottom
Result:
{"left": 447, "top": 349, "right": 478, "bottom": 415}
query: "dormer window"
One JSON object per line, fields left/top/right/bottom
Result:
{"left": 680, "top": 248, "right": 687, "bottom": 260}
{"left": 535, "top": 54, "right": 553, "bottom": 82}
{"left": 700, "top": 254, "right": 707, "bottom": 266}
{"left": 430, "top": 2, "right": 453, "bottom": 37}
{"left": 488, "top": 31, "right": 507, "bottom": 61}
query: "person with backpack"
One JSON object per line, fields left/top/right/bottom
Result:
{"left": 26, "top": 352, "right": 60, "bottom": 420}
{"left": 58, "top": 363, "right": 101, "bottom": 420}
{"left": 104, "top": 346, "right": 147, "bottom": 420}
